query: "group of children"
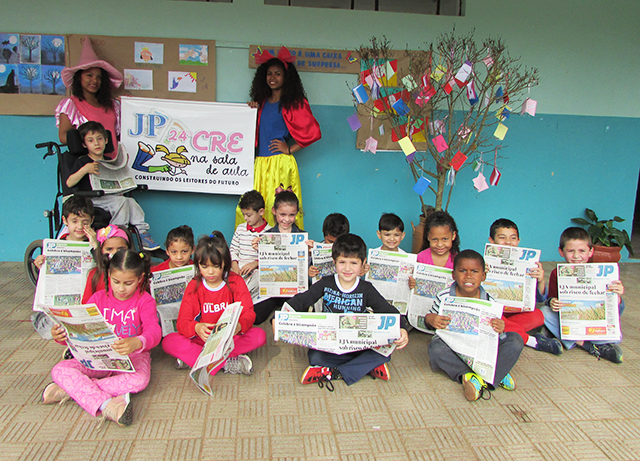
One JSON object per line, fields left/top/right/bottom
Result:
{"left": 35, "top": 183, "right": 626, "bottom": 428}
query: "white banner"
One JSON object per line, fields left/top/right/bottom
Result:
{"left": 121, "top": 97, "right": 256, "bottom": 195}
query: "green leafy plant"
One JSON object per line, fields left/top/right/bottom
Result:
{"left": 571, "top": 208, "right": 634, "bottom": 256}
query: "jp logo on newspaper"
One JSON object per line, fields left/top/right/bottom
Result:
{"left": 121, "top": 97, "right": 256, "bottom": 195}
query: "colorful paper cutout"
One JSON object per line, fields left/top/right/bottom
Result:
{"left": 347, "top": 113, "right": 361, "bottom": 131}
{"left": 466, "top": 81, "right": 478, "bottom": 105}
{"left": 405, "top": 153, "right": 415, "bottom": 163}
{"left": 446, "top": 168, "right": 456, "bottom": 185}
{"left": 416, "top": 85, "right": 436, "bottom": 106}
{"left": 429, "top": 120, "right": 446, "bottom": 136}
{"left": 471, "top": 159, "right": 480, "bottom": 171}
{"left": 431, "top": 65, "right": 446, "bottom": 82}
{"left": 490, "top": 167, "right": 501, "bottom": 186}
{"left": 413, "top": 176, "right": 431, "bottom": 195}
{"left": 398, "top": 137, "right": 416, "bottom": 156}
{"left": 521, "top": 98, "right": 537, "bottom": 116}
{"left": 392, "top": 99, "right": 410, "bottom": 116}
{"left": 443, "top": 79, "right": 454, "bottom": 94}
{"left": 364, "top": 136, "right": 378, "bottom": 154}
{"left": 432, "top": 134, "right": 448, "bottom": 153}
{"left": 391, "top": 125, "right": 407, "bottom": 143}
{"left": 457, "top": 126, "right": 471, "bottom": 140}
{"left": 379, "top": 125, "right": 384, "bottom": 136}
{"left": 493, "top": 123, "right": 508, "bottom": 140}
{"left": 483, "top": 52, "right": 494, "bottom": 68}
{"left": 455, "top": 61, "right": 473, "bottom": 85}
{"left": 449, "top": 151, "right": 467, "bottom": 171}
{"left": 352, "top": 84, "right": 369, "bottom": 104}
{"left": 383, "top": 59, "right": 398, "bottom": 86}
{"left": 402, "top": 75, "right": 417, "bottom": 91}
{"left": 473, "top": 172, "right": 489, "bottom": 192}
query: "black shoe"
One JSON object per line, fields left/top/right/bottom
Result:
{"left": 582, "top": 341, "right": 623, "bottom": 363}
{"left": 534, "top": 334, "right": 563, "bottom": 355}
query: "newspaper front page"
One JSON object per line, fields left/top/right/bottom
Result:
{"left": 435, "top": 296, "right": 503, "bottom": 384}
{"left": 557, "top": 263, "right": 621, "bottom": 341}
{"left": 150, "top": 265, "right": 195, "bottom": 336}
{"left": 311, "top": 242, "right": 335, "bottom": 283}
{"left": 90, "top": 145, "right": 137, "bottom": 194}
{"left": 258, "top": 233, "right": 309, "bottom": 297}
{"left": 33, "top": 239, "right": 96, "bottom": 312}
{"left": 365, "top": 249, "right": 417, "bottom": 315}
{"left": 45, "top": 304, "right": 135, "bottom": 372}
{"left": 407, "top": 263, "right": 453, "bottom": 332}
{"left": 190, "top": 302, "right": 244, "bottom": 396}
{"left": 482, "top": 243, "right": 541, "bottom": 313}
{"left": 274, "top": 307, "right": 400, "bottom": 356}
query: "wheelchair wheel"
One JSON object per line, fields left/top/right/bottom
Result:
{"left": 24, "top": 239, "right": 43, "bottom": 287}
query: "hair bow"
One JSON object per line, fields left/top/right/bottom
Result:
{"left": 97, "top": 225, "right": 130, "bottom": 244}
{"left": 255, "top": 46, "right": 296, "bottom": 69}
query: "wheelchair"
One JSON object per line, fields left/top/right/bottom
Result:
{"left": 24, "top": 129, "right": 167, "bottom": 287}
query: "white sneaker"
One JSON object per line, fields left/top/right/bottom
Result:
{"left": 176, "top": 358, "right": 189, "bottom": 369}
{"left": 223, "top": 355, "right": 253, "bottom": 375}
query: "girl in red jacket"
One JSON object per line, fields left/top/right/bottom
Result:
{"left": 162, "top": 232, "right": 266, "bottom": 376}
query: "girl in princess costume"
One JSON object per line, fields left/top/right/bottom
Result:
{"left": 235, "top": 46, "right": 322, "bottom": 229}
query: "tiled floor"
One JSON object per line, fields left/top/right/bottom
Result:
{"left": 1, "top": 261, "right": 639, "bottom": 461}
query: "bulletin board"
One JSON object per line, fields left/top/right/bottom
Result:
{"left": 68, "top": 34, "right": 216, "bottom": 102}
{"left": 354, "top": 50, "right": 430, "bottom": 152}
{"left": 0, "top": 33, "right": 216, "bottom": 116}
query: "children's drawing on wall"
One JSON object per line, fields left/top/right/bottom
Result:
{"left": 42, "top": 65, "right": 64, "bottom": 94}
{"left": 168, "top": 71, "right": 197, "bottom": 93}
{"left": 124, "top": 69, "right": 153, "bottom": 90}
{"left": 18, "top": 63, "right": 41, "bottom": 93}
{"left": 134, "top": 42, "right": 164, "bottom": 64}
{"left": 0, "top": 33, "right": 20, "bottom": 64}
{"left": 0, "top": 64, "right": 18, "bottom": 93}
{"left": 179, "top": 44, "right": 208, "bottom": 66}
{"left": 41, "top": 36, "right": 65, "bottom": 65}
{"left": 132, "top": 142, "right": 191, "bottom": 176}
{"left": 20, "top": 34, "right": 41, "bottom": 64}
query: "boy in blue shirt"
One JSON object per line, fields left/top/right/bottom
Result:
{"left": 284, "top": 233, "right": 409, "bottom": 388}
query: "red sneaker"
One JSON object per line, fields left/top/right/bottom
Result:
{"left": 369, "top": 363, "right": 390, "bottom": 381}
{"left": 300, "top": 366, "right": 332, "bottom": 384}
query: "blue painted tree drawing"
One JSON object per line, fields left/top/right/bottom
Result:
{"left": 0, "top": 33, "right": 20, "bottom": 64}
{"left": 41, "top": 35, "right": 65, "bottom": 66}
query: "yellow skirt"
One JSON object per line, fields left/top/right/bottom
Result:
{"left": 235, "top": 154, "right": 304, "bottom": 229}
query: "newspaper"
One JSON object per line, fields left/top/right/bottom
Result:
{"left": 482, "top": 243, "right": 541, "bottom": 313}
{"left": 90, "top": 144, "right": 137, "bottom": 194}
{"left": 557, "top": 263, "right": 621, "bottom": 341}
{"left": 311, "top": 242, "right": 335, "bottom": 283}
{"left": 365, "top": 249, "right": 417, "bottom": 315}
{"left": 150, "top": 265, "right": 195, "bottom": 336}
{"left": 274, "top": 306, "right": 400, "bottom": 356}
{"left": 407, "top": 263, "right": 453, "bottom": 332}
{"left": 258, "top": 233, "right": 309, "bottom": 297}
{"left": 435, "top": 296, "right": 503, "bottom": 384}
{"left": 33, "top": 239, "right": 96, "bottom": 312}
{"left": 44, "top": 304, "right": 135, "bottom": 372}
{"left": 189, "top": 302, "right": 244, "bottom": 396}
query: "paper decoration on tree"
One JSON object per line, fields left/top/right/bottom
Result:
{"left": 521, "top": 98, "right": 537, "bottom": 116}
{"left": 490, "top": 167, "right": 501, "bottom": 186}
{"left": 473, "top": 172, "right": 489, "bottom": 192}
{"left": 431, "top": 64, "right": 446, "bottom": 82}
{"left": 482, "top": 52, "right": 494, "bottom": 68}
{"left": 416, "top": 85, "right": 436, "bottom": 106}
{"left": 402, "top": 75, "right": 417, "bottom": 91}
{"left": 449, "top": 151, "right": 467, "bottom": 171}
{"left": 382, "top": 59, "right": 398, "bottom": 86}
{"left": 378, "top": 125, "right": 384, "bottom": 135}
{"left": 412, "top": 176, "right": 431, "bottom": 195}
{"left": 454, "top": 61, "right": 473, "bottom": 87}
{"left": 446, "top": 168, "right": 456, "bottom": 185}
{"left": 364, "top": 136, "right": 378, "bottom": 154}
{"left": 352, "top": 84, "right": 369, "bottom": 104}
{"left": 429, "top": 120, "right": 446, "bottom": 136}
{"left": 494, "top": 123, "right": 508, "bottom": 140}
{"left": 392, "top": 99, "right": 410, "bottom": 116}
{"left": 442, "top": 78, "right": 455, "bottom": 94}
{"left": 471, "top": 159, "right": 480, "bottom": 171}
{"left": 406, "top": 153, "right": 415, "bottom": 163}
{"left": 370, "top": 79, "right": 380, "bottom": 100}
{"left": 457, "top": 126, "right": 471, "bottom": 140}
{"left": 398, "top": 137, "right": 416, "bottom": 156}
{"left": 432, "top": 134, "right": 448, "bottom": 153}
{"left": 347, "top": 114, "right": 361, "bottom": 131}
{"left": 495, "top": 86, "right": 503, "bottom": 103}
{"left": 466, "top": 81, "right": 478, "bottom": 105}
{"left": 497, "top": 105, "right": 511, "bottom": 121}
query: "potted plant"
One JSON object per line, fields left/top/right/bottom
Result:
{"left": 571, "top": 208, "right": 634, "bottom": 262}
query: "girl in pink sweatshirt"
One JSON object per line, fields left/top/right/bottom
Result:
{"left": 42, "top": 249, "right": 161, "bottom": 427}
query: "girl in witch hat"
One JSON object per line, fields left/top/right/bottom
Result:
{"left": 236, "top": 46, "right": 321, "bottom": 230}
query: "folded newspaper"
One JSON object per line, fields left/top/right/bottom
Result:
{"left": 190, "top": 302, "right": 244, "bottom": 396}
{"left": 311, "top": 242, "right": 335, "bottom": 283}
{"left": 45, "top": 304, "right": 135, "bottom": 372}
{"left": 557, "top": 263, "right": 621, "bottom": 341}
{"left": 258, "top": 233, "right": 309, "bottom": 297}
{"left": 407, "top": 263, "right": 453, "bottom": 333}
{"left": 482, "top": 243, "right": 541, "bottom": 313}
{"left": 274, "top": 304, "right": 400, "bottom": 356}
{"left": 435, "top": 296, "right": 503, "bottom": 384}
{"left": 33, "top": 239, "right": 96, "bottom": 312}
{"left": 365, "top": 249, "right": 417, "bottom": 315}
{"left": 150, "top": 265, "right": 195, "bottom": 336}
{"left": 90, "top": 144, "right": 137, "bottom": 194}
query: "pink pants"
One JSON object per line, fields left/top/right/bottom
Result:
{"left": 162, "top": 327, "right": 266, "bottom": 376}
{"left": 51, "top": 352, "right": 151, "bottom": 416}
